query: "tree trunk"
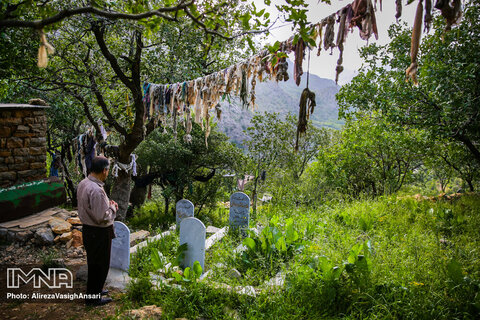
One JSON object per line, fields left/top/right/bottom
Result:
{"left": 164, "top": 194, "right": 170, "bottom": 216}
{"left": 457, "top": 135, "right": 480, "bottom": 165}
{"left": 129, "top": 184, "right": 147, "bottom": 208}
{"left": 252, "top": 163, "right": 261, "bottom": 219}
{"left": 466, "top": 179, "right": 475, "bottom": 192}
{"left": 111, "top": 169, "right": 132, "bottom": 221}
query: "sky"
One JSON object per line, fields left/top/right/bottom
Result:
{"left": 252, "top": 0, "right": 418, "bottom": 85}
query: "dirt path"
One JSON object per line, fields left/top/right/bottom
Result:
{"left": 0, "top": 244, "right": 127, "bottom": 320}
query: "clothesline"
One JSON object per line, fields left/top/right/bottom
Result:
{"left": 140, "top": 0, "right": 461, "bottom": 141}
{"left": 141, "top": 0, "right": 383, "bottom": 144}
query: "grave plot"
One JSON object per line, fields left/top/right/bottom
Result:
{"left": 127, "top": 196, "right": 310, "bottom": 296}
{"left": 202, "top": 216, "right": 305, "bottom": 288}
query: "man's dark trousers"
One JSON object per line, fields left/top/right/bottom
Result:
{"left": 82, "top": 224, "right": 114, "bottom": 300}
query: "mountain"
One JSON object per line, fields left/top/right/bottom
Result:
{"left": 213, "top": 59, "right": 342, "bottom": 147}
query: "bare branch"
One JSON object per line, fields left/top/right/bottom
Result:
{"left": 83, "top": 59, "right": 128, "bottom": 137}
{"left": 91, "top": 23, "right": 134, "bottom": 92}
{"left": 66, "top": 88, "right": 104, "bottom": 142}
{"left": 0, "top": 2, "right": 192, "bottom": 29}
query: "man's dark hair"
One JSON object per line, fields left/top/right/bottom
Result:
{"left": 91, "top": 156, "right": 110, "bottom": 174}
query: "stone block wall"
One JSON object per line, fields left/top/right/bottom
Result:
{"left": 0, "top": 104, "right": 49, "bottom": 188}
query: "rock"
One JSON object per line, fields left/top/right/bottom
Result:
{"left": 66, "top": 217, "right": 82, "bottom": 225}
{"left": 0, "top": 228, "right": 7, "bottom": 240}
{"left": 52, "top": 258, "right": 66, "bottom": 268}
{"left": 206, "top": 226, "right": 221, "bottom": 234}
{"left": 34, "top": 227, "right": 54, "bottom": 245}
{"left": 199, "top": 270, "right": 212, "bottom": 281}
{"left": 58, "top": 232, "right": 73, "bottom": 242}
{"left": 126, "top": 305, "right": 163, "bottom": 319}
{"left": 49, "top": 217, "right": 72, "bottom": 234}
{"left": 129, "top": 230, "right": 150, "bottom": 246}
{"left": 173, "top": 267, "right": 183, "bottom": 277}
{"left": 224, "top": 307, "right": 240, "bottom": 320}
{"left": 7, "top": 231, "right": 15, "bottom": 242}
{"left": 440, "top": 238, "right": 453, "bottom": 247}
{"left": 76, "top": 264, "right": 88, "bottom": 281}
{"left": 66, "top": 238, "right": 73, "bottom": 249}
{"left": 15, "top": 230, "right": 33, "bottom": 243}
{"left": 228, "top": 268, "right": 242, "bottom": 279}
{"left": 55, "top": 211, "right": 71, "bottom": 220}
{"left": 265, "top": 272, "right": 285, "bottom": 288}
{"left": 149, "top": 273, "right": 166, "bottom": 282}
{"left": 71, "top": 229, "right": 83, "bottom": 247}
{"left": 69, "top": 210, "right": 78, "bottom": 217}
{"left": 236, "top": 285, "right": 256, "bottom": 297}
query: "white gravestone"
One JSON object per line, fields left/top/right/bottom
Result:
{"left": 229, "top": 192, "right": 250, "bottom": 230}
{"left": 179, "top": 217, "right": 206, "bottom": 272}
{"left": 110, "top": 221, "right": 130, "bottom": 271}
{"left": 176, "top": 199, "right": 194, "bottom": 229}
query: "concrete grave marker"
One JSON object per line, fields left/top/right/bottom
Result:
{"left": 229, "top": 192, "right": 250, "bottom": 230}
{"left": 110, "top": 221, "right": 130, "bottom": 271}
{"left": 179, "top": 217, "right": 206, "bottom": 272}
{"left": 176, "top": 199, "right": 194, "bottom": 229}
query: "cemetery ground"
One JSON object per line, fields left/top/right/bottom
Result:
{"left": 1, "top": 192, "right": 479, "bottom": 319}
{"left": 125, "top": 193, "right": 480, "bottom": 319}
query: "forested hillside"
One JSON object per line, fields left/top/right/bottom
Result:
{"left": 215, "top": 60, "right": 341, "bottom": 147}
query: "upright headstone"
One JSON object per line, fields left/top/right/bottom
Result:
{"left": 110, "top": 221, "right": 130, "bottom": 271}
{"left": 179, "top": 217, "right": 206, "bottom": 272}
{"left": 176, "top": 199, "right": 194, "bottom": 229}
{"left": 229, "top": 192, "right": 250, "bottom": 230}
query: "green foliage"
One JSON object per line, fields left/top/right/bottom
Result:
{"left": 238, "top": 216, "right": 304, "bottom": 279}
{"left": 135, "top": 122, "right": 245, "bottom": 211}
{"left": 128, "top": 200, "right": 174, "bottom": 231}
{"left": 129, "top": 233, "right": 178, "bottom": 278}
{"left": 337, "top": 1, "right": 480, "bottom": 165}
{"left": 39, "top": 248, "right": 61, "bottom": 272}
{"left": 310, "top": 113, "right": 426, "bottom": 198}
{"left": 126, "top": 276, "right": 154, "bottom": 303}
{"left": 172, "top": 260, "right": 203, "bottom": 283}
{"left": 126, "top": 193, "right": 480, "bottom": 319}
{"left": 245, "top": 112, "right": 328, "bottom": 178}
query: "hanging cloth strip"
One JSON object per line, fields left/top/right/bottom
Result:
{"left": 97, "top": 119, "right": 108, "bottom": 141}
{"left": 112, "top": 154, "right": 137, "bottom": 178}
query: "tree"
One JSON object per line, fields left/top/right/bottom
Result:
{"left": 312, "top": 113, "right": 425, "bottom": 198}
{"left": 1, "top": 0, "right": 271, "bottom": 220}
{"left": 244, "top": 112, "right": 328, "bottom": 210}
{"left": 135, "top": 121, "right": 245, "bottom": 216}
{"left": 337, "top": 0, "right": 480, "bottom": 164}
{"left": 427, "top": 141, "right": 480, "bottom": 192}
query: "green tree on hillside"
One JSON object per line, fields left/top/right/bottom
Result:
{"left": 135, "top": 121, "right": 244, "bottom": 215}
{"left": 244, "top": 112, "right": 329, "bottom": 208}
{"left": 337, "top": 0, "right": 480, "bottom": 164}
{"left": 1, "top": 0, "right": 270, "bottom": 219}
{"left": 312, "top": 113, "right": 425, "bottom": 197}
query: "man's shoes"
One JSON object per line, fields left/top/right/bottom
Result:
{"left": 85, "top": 297, "right": 113, "bottom": 306}
{"left": 101, "top": 289, "right": 109, "bottom": 296}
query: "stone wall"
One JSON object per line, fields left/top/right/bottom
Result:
{"left": 0, "top": 104, "right": 49, "bottom": 188}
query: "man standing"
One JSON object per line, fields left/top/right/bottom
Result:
{"left": 77, "top": 156, "right": 118, "bottom": 306}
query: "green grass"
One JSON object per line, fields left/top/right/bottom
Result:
{"left": 127, "top": 200, "right": 175, "bottom": 232}
{"left": 125, "top": 194, "right": 480, "bottom": 319}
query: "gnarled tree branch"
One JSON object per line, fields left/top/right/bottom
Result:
{"left": 0, "top": 2, "right": 192, "bottom": 29}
